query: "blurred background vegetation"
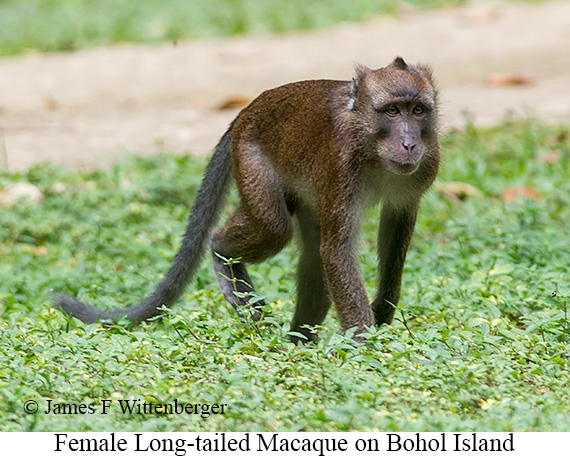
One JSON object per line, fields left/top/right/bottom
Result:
{"left": 0, "top": 0, "right": 475, "bottom": 56}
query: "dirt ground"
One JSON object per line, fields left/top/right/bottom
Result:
{"left": 0, "top": 1, "right": 569, "bottom": 171}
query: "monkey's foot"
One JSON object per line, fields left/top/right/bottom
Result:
{"left": 212, "top": 256, "right": 265, "bottom": 321}
{"left": 372, "top": 298, "right": 397, "bottom": 326}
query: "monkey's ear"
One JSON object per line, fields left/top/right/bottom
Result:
{"left": 349, "top": 64, "right": 370, "bottom": 110}
{"left": 354, "top": 64, "right": 371, "bottom": 80}
{"left": 391, "top": 57, "right": 408, "bottom": 70}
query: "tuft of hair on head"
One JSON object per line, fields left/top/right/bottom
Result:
{"left": 391, "top": 57, "right": 408, "bottom": 70}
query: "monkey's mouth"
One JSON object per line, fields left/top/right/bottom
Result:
{"left": 386, "top": 159, "right": 419, "bottom": 175}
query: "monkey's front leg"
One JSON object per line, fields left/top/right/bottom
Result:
{"left": 372, "top": 203, "right": 419, "bottom": 325}
{"left": 319, "top": 232, "right": 375, "bottom": 338}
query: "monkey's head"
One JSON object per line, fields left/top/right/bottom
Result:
{"left": 347, "top": 57, "right": 439, "bottom": 175}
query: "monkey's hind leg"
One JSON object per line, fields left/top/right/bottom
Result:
{"left": 211, "top": 158, "right": 294, "bottom": 321}
{"left": 289, "top": 204, "right": 331, "bottom": 343}
{"left": 212, "top": 207, "right": 293, "bottom": 320}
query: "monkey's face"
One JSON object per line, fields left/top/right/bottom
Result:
{"left": 349, "top": 58, "right": 438, "bottom": 176}
{"left": 373, "top": 100, "right": 433, "bottom": 175}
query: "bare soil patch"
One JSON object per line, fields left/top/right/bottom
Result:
{"left": 1, "top": 1, "right": 569, "bottom": 171}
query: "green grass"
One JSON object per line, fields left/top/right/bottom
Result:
{"left": 1, "top": 118, "right": 570, "bottom": 431}
{"left": 0, "top": 0, "right": 472, "bottom": 56}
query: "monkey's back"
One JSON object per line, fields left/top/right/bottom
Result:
{"left": 232, "top": 79, "right": 348, "bottom": 173}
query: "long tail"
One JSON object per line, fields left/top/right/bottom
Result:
{"left": 54, "top": 122, "right": 235, "bottom": 324}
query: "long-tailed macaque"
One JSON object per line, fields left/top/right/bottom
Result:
{"left": 55, "top": 57, "right": 440, "bottom": 343}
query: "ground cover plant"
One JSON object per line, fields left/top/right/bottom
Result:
{"left": 0, "top": 118, "right": 569, "bottom": 431}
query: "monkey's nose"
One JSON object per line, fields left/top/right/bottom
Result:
{"left": 402, "top": 142, "right": 416, "bottom": 152}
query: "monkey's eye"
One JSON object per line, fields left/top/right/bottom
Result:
{"left": 385, "top": 105, "right": 400, "bottom": 116}
{"left": 412, "top": 105, "right": 425, "bottom": 116}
